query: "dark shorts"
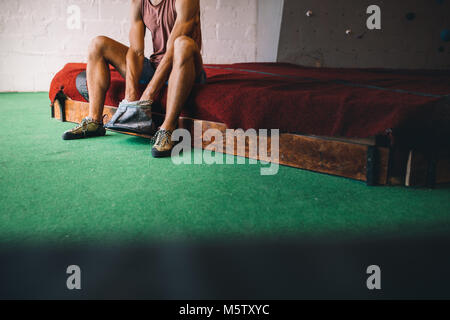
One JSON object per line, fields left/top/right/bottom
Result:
{"left": 139, "top": 58, "right": 207, "bottom": 85}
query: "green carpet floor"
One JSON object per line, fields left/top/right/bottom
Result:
{"left": 0, "top": 92, "right": 449, "bottom": 244}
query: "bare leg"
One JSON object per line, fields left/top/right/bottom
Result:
{"left": 86, "top": 36, "right": 129, "bottom": 123}
{"left": 161, "top": 36, "right": 203, "bottom": 132}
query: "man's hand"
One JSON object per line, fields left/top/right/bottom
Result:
{"left": 140, "top": 0, "right": 200, "bottom": 101}
{"left": 125, "top": 0, "right": 146, "bottom": 102}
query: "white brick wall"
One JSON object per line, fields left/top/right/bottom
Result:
{"left": 0, "top": 0, "right": 259, "bottom": 92}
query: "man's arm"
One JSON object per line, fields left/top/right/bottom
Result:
{"left": 140, "top": 0, "right": 200, "bottom": 101}
{"left": 125, "top": 0, "right": 146, "bottom": 102}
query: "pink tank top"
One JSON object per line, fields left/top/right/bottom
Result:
{"left": 141, "top": 0, "right": 202, "bottom": 66}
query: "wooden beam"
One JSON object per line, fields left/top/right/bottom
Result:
{"left": 405, "top": 149, "right": 450, "bottom": 187}
{"left": 53, "top": 99, "right": 391, "bottom": 184}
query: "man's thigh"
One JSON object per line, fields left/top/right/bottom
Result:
{"left": 97, "top": 36, "right": 129, "bottom": 78}
{"left": 140, "top": 49, "right": 206, "bottom": 85}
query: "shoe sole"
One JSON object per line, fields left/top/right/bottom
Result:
{"left": 62, "top": 131, "right": 106, "bottom": 141}
{"left": 151, "top": 148, "right": 172, "bottom": 158}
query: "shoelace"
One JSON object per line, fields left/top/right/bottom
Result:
{"left": 73, "top": 117, "right": 90, "bottom": 133}
{"left": 73, "top": 117, "right": 102, "bottom": 133}
{"left": 151, "top": 129, "right": 172, "bottom": 146}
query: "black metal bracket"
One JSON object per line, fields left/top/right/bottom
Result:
{"left": 50, "top": 102, "right": 55, "bottom": 118}
{"left": 366, "top": 145, "right": 379, "bottom": 186}
{"left": 51, "top": 86, "right": 68, "bottom": 122}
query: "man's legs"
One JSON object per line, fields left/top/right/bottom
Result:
{"left": 151, "top": 35, "right": 203, "bottom": 157}
{"left": 62, "top": 36, "right": 130, "bottom": 140}
{"left": 86, "top": 36, "right": 129, "bottom": 122}
{"left": 161, "top": 36, "right": 203, "bottom": 132}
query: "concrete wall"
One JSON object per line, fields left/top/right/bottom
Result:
{"left": 201, "top": 0, "right": 258, "bottom": 64}
{"left": 278, "top": 0, "right": 450, "bottom": 69}
{"left": 3, "top": 0, "right": 447, "bottom": 92}
{"left": 0, "top": 0, "right": 259, "bottom": 92}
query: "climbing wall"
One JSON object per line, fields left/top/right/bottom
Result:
{"left": 277, "top": 0, "right": 450, "bottom": 69}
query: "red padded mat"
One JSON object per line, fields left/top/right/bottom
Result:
{"left": 50, "top": 63, "right": 450, "bottom": 145}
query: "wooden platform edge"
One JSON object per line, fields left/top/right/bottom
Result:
{"left": 52, "top": 98, "right": 392, "bottom": 185}
{"left": 405, "top": 149, "right": 450, "bottom": 187}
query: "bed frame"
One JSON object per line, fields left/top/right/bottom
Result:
{"left": 51, "top": 88, "right": 449, "bottom": 187}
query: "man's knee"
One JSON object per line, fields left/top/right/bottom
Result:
{"left": 173, "top": 36, "right": 197, "bottom": 65}
{"left": 88, "top": 36, "right": 109, "bottom": 59}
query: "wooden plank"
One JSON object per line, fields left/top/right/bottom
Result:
{"left": 387, "top": 147, "right": 409, "bottom": 186}
{"left": 279, "top": 134, "right": 389, "bottom": 184}
{"left": 305, "top": 135, "right": 376, "bottom": 146}
{"left": 200, "top": 121, "right": 389, "bottom": 184}
{"left": 54, "top": 99, "right": 118, "bottom": 125}
{"left": 53, "top": 99, "right": 390, "bottom": 184}
{"left": 406, "top": 149, "right": 450, "bottom": 187}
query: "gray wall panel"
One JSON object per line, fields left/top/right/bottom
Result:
{"left": 277, "top": 0, "right": 450, "bottom": 69}
{"left": 257, "top": 0, "right": 285, "bottom": 62}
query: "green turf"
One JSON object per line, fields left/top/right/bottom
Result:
{"left": 0, "top": 92, "right": 449, "bottom": 244}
